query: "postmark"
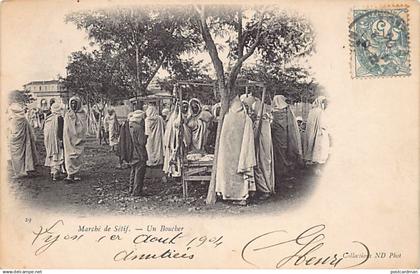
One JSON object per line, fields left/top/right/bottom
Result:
{"left": 349, "top": 7, "right": 410, "bottom": 78}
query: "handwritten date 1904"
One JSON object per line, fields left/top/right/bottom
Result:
{"left": 241, "top": 224, "right": 370, "bottom": 269}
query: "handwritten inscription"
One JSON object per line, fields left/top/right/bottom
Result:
{"left": 241, "top": 224, "right": 370, "bottom": 268}
{"left": 31, "top": 219, "right": 223, "bottom": 262}
{"left": 133, "top": 232, "right": 183, "bottom": 244}
{"left": 32, "top": 220, "right": 84, "bottom": 256}
{"left": 29, "top": 220, "right": 381, "bottom": 268}
{"left": 114, "top": 232, "right": 193, "bottom": 261}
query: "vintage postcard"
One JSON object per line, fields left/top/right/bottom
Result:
{"left": 0, "top": 0, "right": 419, "bottom": 270}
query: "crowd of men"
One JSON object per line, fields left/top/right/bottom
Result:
{"left": 7, "top": 92, "right": 330, "bottom": 206}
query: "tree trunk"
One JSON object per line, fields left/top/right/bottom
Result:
{"left": 135, "top": 45, "right": 143, "bottom": 96}
{"left": 196, "top": 5, "right": 245, "bottom": 204}
{"left": 206, "top": 81, "right": 230, "bottom": 205}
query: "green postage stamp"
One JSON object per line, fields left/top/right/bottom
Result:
{"left": 350, "top": 6, "right": 410, "bottom": 78}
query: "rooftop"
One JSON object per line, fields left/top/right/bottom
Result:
{"left": 24, "top": 80, "right": 62, "bottom": 86}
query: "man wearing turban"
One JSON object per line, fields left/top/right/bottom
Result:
{"left": 145, "top": 104, "right": 165, "bottom": 166}
{"left": 303, "top": 96, "right": 331, "bottom": 172}
{"left": 104, "top": 108, "right": 120, "bottom": 151}
{"left": 63, "top": 96, "right": 87, "bottom": 182}
{"left": 128, "top": 110, "right": 148, "bottom": 196}
{"left": 44, "top": 102, "right": 65, "bottom": 181}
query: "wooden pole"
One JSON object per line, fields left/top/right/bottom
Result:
{"left": 86, "top": 90, "right": 91, "bottom": 135}
{"left": 256, "top": 85, "right": 266, "bottom": 143}
{"left": 178, "top": 85, "right": 187, "bottom": 199}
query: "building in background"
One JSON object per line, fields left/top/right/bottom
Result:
{"left": 147, "top": 78, "right": 171, "bottom": 97}
{"left": 128, "top": 77, "right": 172, "bottom": 112}
{"left": 24, "top": 80, "right": 69, "bottom": 110}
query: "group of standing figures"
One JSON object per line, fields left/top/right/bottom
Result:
{"left": 7, "top": 93, "right": 330, "bottom": 206}
{"left": 8, "top": 97, "right": 87, "bottom": 182}
{"left": 215, "top": 94, "right": 330, "bottom": 205}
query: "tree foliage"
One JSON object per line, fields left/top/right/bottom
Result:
{"left": 63, "top": 49, "right": 132, "bottom": 104}
{"left": 193, "top": 5, "right": 315, "bottom": 94}
{"left": 240, "top": 63, "right": 319, "bottom": 104}
{"left": 66, "top": 7, "right": 202, "bottom": 96}
{"left": 157, "top": 58, "right": 216, "bottom": 104}
{"left": 8, "top": 89, "right": 35, "bottom": 105}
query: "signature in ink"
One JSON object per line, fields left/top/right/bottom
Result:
{"left": 241, "top": 224, "right": 370, "bottom": 269}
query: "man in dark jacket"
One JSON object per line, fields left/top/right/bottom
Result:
{"left": 128, "top": 110, "right": 148, "bottom": 196}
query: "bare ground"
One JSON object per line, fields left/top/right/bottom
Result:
{"left": 7, "top": 129, "right": 319, "bottom": 216}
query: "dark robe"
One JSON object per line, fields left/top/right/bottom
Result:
{"left": 129, "top": 120, "right": 148, "bottom": 165}
{"left": 117, "top": 120, "right": 134, "bottom": 163}
{"left": 271, "top": 106, "right": 302, "bottom": 186}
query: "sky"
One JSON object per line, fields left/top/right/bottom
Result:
{"left": 1, "top": 1, "right": 92, "bottom": 92}
{"left": 0, "top": 1, "right": 224, "bottom": 92}
{"left": 0, "top": 0, "right": 315, "bottom": 93}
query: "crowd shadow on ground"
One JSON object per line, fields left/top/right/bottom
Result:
{"left": 7, "top": 129, "right": 320, "bottom": 216}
